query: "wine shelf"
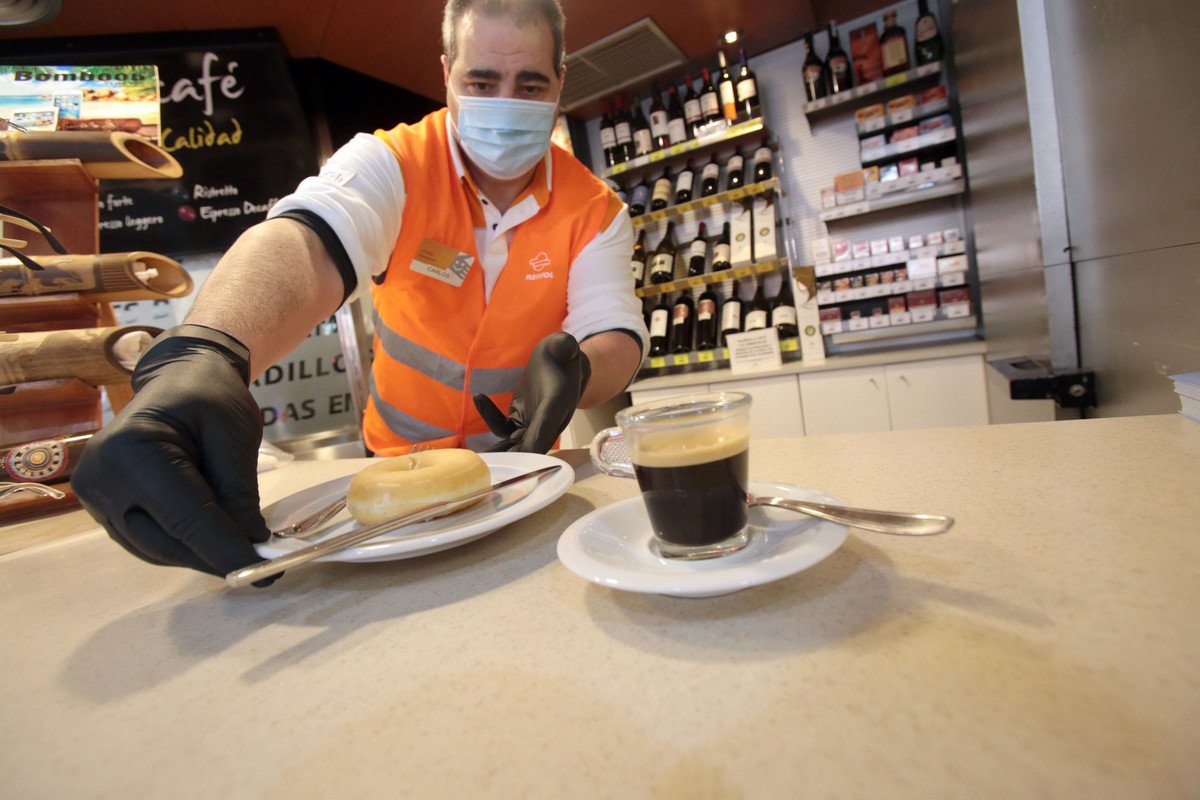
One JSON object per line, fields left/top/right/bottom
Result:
{"left": 635, "top": 257, "right": 791, "bottom": 299}
{"left": 820, "top": 178, "right": 965, "bottom": 222}
{"left": 602, "top": 117, "right": 766, "bottom": 180}
{"left": 631, "top": 177, "right": 779, "bottom": 230}
{"left": 816, "top": 272, "right": 966, "bottom": 308}
{"left": 857, "top": 97, "right": 951, "bottom": 136}
{"left": 802, "top": 62, "right": 943, "bottom": 118}
{"left": 639, "top": 336, "right": 803, "bottom": 375}
{"left": 860, "top": 127, "right": 957, "bottom": 167}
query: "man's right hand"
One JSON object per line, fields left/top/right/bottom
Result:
{"left": 71, "top": 324, "right": 279, "bottom": 586}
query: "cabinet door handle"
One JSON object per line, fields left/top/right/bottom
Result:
{"left": 868, "top": 377, "right": 879, "bottom": 390}
{"left": 898, "top": 375, "right": 911, "bottom": 386}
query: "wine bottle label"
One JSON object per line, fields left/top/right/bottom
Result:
{"left": 672, "top": 304, "right": 690, "bottom": 323}
{"left": 803, "top": 65, "right": 823, "bottom": 86}
{"left": 701, "top": 163, "right": 720, "bottom": 182}
{"left": 882, "top": 39, "right": 908, "bottom": 70}
{"left": 649, "top": 110, "right": 669, "bottom": 138}
{"left": 634, "top": 130, "right": 653, "bottom": 156}
{"left": 736, "top": 78, "right": 758, "bottom": 102}
{"left": 829, "top": 55, "right": 849, "bottom": 72}
{"left": 772, "top": 305, "right": 797, "bottom": 325}
{"left": 675, "top": 172, "right": 694, "bottom": 194}
{"left": 600, "top": 127, "right": 616, "bottom": 148}
{"left": 744, "top": 309, "right": 768, "bottom": 330}
{"left": 754, "top": 146, "right": 771, "bottom": 166}
{"left": 651, "top": 179, "right": 672, "bottom": 203}
{"left": 650, "top": 253, "right": 674, "bottom": 277}
{"left": 728, "top": 155, "right": 744, "bottom": 172}
{"left": 630, "top": 185, "right": 650, "bottom": 209}
{"left": 630, "top": 259, "right": 645, "bottom": 281}
{"left": 719, "top": 82, "right": 736, "bottom": 116}
{"left": 916, "top": 17, "right": 938, "bottom": 42}
{"left": 721, "top": 301, "right": 742, "bottom": 329}
{"left": 697, "top": 298, "right": 716, "bottom": 321}
{"left": 649, "top": 309, "right": 669, "bottom": 338}
{"left": 684, "top": 98, "right": 701, "bottom": 123}
{"left": 700, "top": 92, "right": 720, "bottom": 116}
{"left": 667, "top": 119, "right": 687, "bottom": 144}
{"left": 713, "top": 243, "right": 731, "bottom": 264}
{"left": 688, "top": 240, "right": 706, "bottom": 261}
{"left": 615, "top": 122, "right": 632, "bottom": 144}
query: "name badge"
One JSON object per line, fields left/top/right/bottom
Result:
{"left": 410, "top": 238, "right": 474, "bottom": 288}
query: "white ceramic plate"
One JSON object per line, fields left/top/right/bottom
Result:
{"left": 556, "top": 481, "right": 849, "bottom": 597}
{"left": 256, "top": 452, "right": 574, "bottom": 563}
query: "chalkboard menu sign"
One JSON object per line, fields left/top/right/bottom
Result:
{"left": 5, "top": 29, "right": 317, "bottom": 256}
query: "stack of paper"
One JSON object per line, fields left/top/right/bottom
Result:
{"left": 1170, "top": 372, "right": 1200, "bottom": 423}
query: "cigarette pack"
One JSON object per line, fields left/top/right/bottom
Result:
{"left": 855, "top": 103, "right": 885, "bottom": 124}
{"left": 920, "top": 85, "right": 948, "bottom": 104}
{"left": 851, "top": 241, "right": 871, "bottom": 259}
{"left": 890, "top": 125, "right": 920, "bottom": 142}
{"left": 862, "top": 165, "right": 880, "bottom": 182}
{"left": 834, "top": 170, "right": 866, "bottom": 192}
{"left": 898, "top": 157, "right": 919, "bottom": 177}
{"left": 918, "top": 113, "right": 954, "bottom": 134}
{"left": 886, "top": 95, "right": 916, "bottom": 114}
{"left": 908, "top": 234, "right": 925, "bottom": 250}
{"left": 944, "top": 227, "right": 962, "bottom": 242}
{"left": 870, "top": 239, "right": 889, "bottom": 256}
{"left": 860, "top": 133, "right": 887, "bottom": 150}
{"left": 880, "top": 163, "right": 900, "bottom": 182}
{"left": 907, "top": 256, "right": 937, "bottom": 279}
{"left": 937, "top": 254, "right": 968, "bottom": 274}
{"left": 831, "top": 238, "right": 852, "bottom": 261}
{"left": 889, "top": 236, "right": 906, "bottom": 253}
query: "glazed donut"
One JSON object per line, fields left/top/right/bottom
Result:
{"left": 346, "top": 448, "right": 491, "bottom": 525}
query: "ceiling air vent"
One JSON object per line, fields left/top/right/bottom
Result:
{"left": 560, "top": 18, "right": 686, "bottom": 112}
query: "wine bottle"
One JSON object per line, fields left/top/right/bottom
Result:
{"left": 802, "top": 32, "right": 828, "bottom": 102}
{"left": 632, "top": 95, "right": 653, "bottom": 157}
{"left": 770, "top": 277, "right": 799, "bottom": 338}
{"left": 712, "top": 222, "right": 732, "bottom": 271}
{"left": 648, "top": 86, "right": 671, "bottom": 150}
{"left": 880, "top": 11, "right": 911, "bottom": 76}
{"left": 666, "top": 85, "right": 688, "bottom": 145}
{"left": 599, "top": 98, "right": 617, "bottom": 168}
{"left": 717, "top": 50, "right": 738, "bottom": 124}
{"left": 686, "top": 222, "right": 708, "bottom": 277}
{"left": 650, "top": 171, "right": 672, "bottom": 211}
{"left": 752, "top": 140, "right": 772, "bottom": 182}
{"left": 743, "top": 280, "right": 770, "bottom": 331}
{"left": 726, "top": 152, "right": 745, "bottom": 190}
{"left": 648, "top": 294, "right": 670, "bottom": 357}
{"left": 674, "top": 162, "right": 695, "bottom": 204}
{"left": 630, "top": 228, "right": 647, "bottom": 289}
{"left": 681, "top": 75, "right": 703, "bottom": 138}
{"left": 695, "top": 285, "right": 719, "bottom": 350}
{"left": 735, "top": 47, "right": 761, "bottom": 120}
{"left": 700, "top": 153, "right": 720, "bottom": 197}
{"left": 719, "top": 280, "right": 743, "bottom": 345}
{"left": 669, "top": 292, "right": 695, "bottom": 353}
{"left": 826, "top": 22, "right": 854, "bottom": 94}
{"left": 628, "top": 177, "right": 650, "bottom": 217}
{"left": 613, "top": 96, "right": 634, "bottom": 163}
{"left": 914, "top": 0, "right": 944, "bottom": 65}
{"left": 649, "top": 222, "right": 677, "bottom": 284}
{"left": 699, "top": 67, "right": 722, "bottom": 125}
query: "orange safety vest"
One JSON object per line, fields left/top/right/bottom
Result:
{"left": 365, "top": 108, "right": 623, "bottom": 455}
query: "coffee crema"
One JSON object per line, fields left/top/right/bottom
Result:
{"left": 628, "top": 423, "right": 749, "bottom": 467}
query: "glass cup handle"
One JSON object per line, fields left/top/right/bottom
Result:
{"left": 589, "top": 427, "right": 635, "bottom": 479}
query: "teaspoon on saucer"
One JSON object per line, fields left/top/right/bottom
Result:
{"left": 747, "top": 493, "right": 953, "bottom": 536}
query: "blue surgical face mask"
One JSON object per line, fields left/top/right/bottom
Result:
{"left": 450, "top": 86, "right": 558, "bottom": 181}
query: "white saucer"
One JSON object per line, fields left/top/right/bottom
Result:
{"left": 256, "top": 452, "right": 573, "bottom": 563}
{"left": 556, "top": 481, "right": 848, "bottom": 597}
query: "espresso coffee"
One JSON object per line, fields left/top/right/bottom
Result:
{"left": 631, "top": 424, "right": 750, "bottom": 547}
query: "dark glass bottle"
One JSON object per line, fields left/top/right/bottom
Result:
{"left": 880, "top": 11, "right": 911, "bottom": 76}
{"left": 666, "top": 85, "right": 688, "bottom": 145}
{"left": 681, "top": 74, "right": 703, "bottom": 137}
{"left": 648, "top": 294, "right": 670, "bottom": 357}
{"left": 695, "top": 285, "right": 719, "bottom": 350}
{"left": 699, "top": 67, "right": 722, "bottom": 125}
{"left": 700, "top": 153, "right": 720, "bottom": 197}
{"left": 674, "top": 161, "right": 695, "bottom": 204}
{"left": 742, "top": 280, "right": 770, "bottom": 331}
{"left": 630, "top": 228, "right": 647, "bottom": 289}
{"left": 599, "top": 97, "right": 617, "bottom": 168}
{"left": 613, "top": 95, "right": 633, "bottom": 162}
{"left": 669, "top": 292, "right": 695, "bottom": 353}
{"left": 648, "top": 86, "right": 671, "bottom": 150}
{"left": 686, "top": 222, "right": 708, "bottom": 277}
{"left": 726, "top": 152, "right": 745, "bottom": 190}
{"left": 631, "top": 95, "right": 653, "bottom": 157}
{"left": 719, "top": 280, "right": 743, "bottom": 346}
{"left": 712, "top": 222, "right": 732, "bottom": 271}
{"left": 771, "top": 277, "right": 799, "bottom": 338}
{"left": 735, "top": 47, "right": 761, "bottom": 120}
{"left": 802, "top": 31, "right": 828, "bottom": 102}
{"left": 650, "top": 171, "right": 672, "bottom": 211}
{"left": 914, "top": 0, "right": 945, "bottom": 65}
{"left": 826, "top": 22, "right": 854, "bottom": 94}
{"left": 716, "top": 50, "right": 738, "bottom": 124}
{"left": 752, "top": 140, "right": 772, "bottom": 182}
{"left": 649, "top": 222, "right": 677, "bottom": 284}
{"left": 628, "top": 177, "right": 650, "bottom": 217}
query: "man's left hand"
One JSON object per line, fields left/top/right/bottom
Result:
{"left": 473, "top": 333, "right": 591, "bottom": 453}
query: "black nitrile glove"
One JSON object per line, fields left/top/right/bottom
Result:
{"left": 71, "top": 324, "right": 279, "bottom": 586}
{"left": 473, "top": 332, "right": 591, "bottom": 454}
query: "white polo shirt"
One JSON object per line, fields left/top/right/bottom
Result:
{"left": 268, "top": 117, "right": 648, "bottom": 353}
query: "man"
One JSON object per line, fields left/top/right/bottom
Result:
{"left": 71, "top": 0, "right": 647, "bottom": 584}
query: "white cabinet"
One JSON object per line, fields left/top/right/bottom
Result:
{"left": 799, "top": 366, "right": 892, "bottom": 435}
{"left": 885, "top": 355, "right": 989, "bottom": 430}
{"left": 710, "top": 374, "right": 805, "bottom": 438}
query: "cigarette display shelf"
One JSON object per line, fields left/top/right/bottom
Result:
{"left": 825, "top": 314, "right": 978, "bottom": 348}
{"left": 803, "top": 62, "right": 943, "bottom": 119}
{"left": 815, "top": 240, "right": 967, "bottom": 277}
{"left": 857, "top": 97, "right": 951, "bottom": 136}
{"left": 819, "top": 178, "right": 964, "bottom": 222}
{"left": 635, "top": 257, "right": 790, "bottom": 299}
{"left": 859, "top": 127, "right": 957, "bottom": 167}
{"left": 817, "top": 271, "right": 967, "bottom": 308}
{"left": 639, "top": 335, "right": 803, "bottom": 376}
{"left": 602, "top": 117, "right": 766, "bottom": 180}
{"left": 631, "top": 177, "right": 779, "bottom": 230}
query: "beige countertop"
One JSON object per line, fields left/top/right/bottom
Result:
{"left": 1, "top": 415, "right": 1198, "bottom": 798}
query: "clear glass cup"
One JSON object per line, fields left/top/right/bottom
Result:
{"left": 590, "top": 392, "right": 752, "bottom": 559}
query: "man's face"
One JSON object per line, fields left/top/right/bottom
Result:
{"left": 442, "top": 7, "right": 564, "bottom": 121}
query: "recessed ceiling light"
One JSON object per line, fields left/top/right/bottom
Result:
{"left": 722, "top": 29, "right": 740, "bottom": 45}
{"left": 0, "top": 0, "right": 62, "bottom": 29}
